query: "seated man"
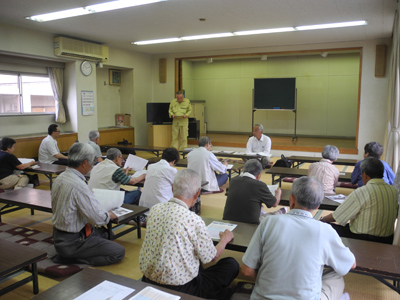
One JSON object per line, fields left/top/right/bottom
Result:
{"left": 246, "top": 124, "right": 271, "bottom": 168}
{"left": 223, "top": 159, "right": 285, "bottom": 224}
{"left": 241, "top": 176, "right": 356, "bottom": 300}
{"left": 140, "top": 169, "right": 239, "bottom": 300}
{"left": 187, "top": 136, "right": 228, "bottom": 192}
{"left": 0, "top": 137, "right": 36, "bottom": 189}
{"left": 139, "top": 147, "right": 179, "bottom": 209}
{"left": 87, "top": 130, "right": 103, "bottom": 163}
{"left": 88, "top": 148, "right": 145, "bottom": 205}
{"left": 308, "top": 145, "right": 340, "bottom": 194}
{"left": 351, "top": 141, "right": 395, "bottom": 187}
{"left": 52, "top": 143, "right": 125, "bottom": 266}
{"left": 38, "top": 124, "right": 68, "bottom": 165}
{"left": 322, "top": 157, "right": 398, "bottom": 244}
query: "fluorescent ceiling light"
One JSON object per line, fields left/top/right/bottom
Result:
{"left": 87, "top": 0, "right": 166, "bottom": 13}
{"left": 234, "top": 27, "right": 295, "bottom": 36}
{"left": 26, "top": 8, "right": 90, "bottom": 22}
{"left": 27, "top": 0, "right": 166, "bottom": 22}
{"left": 181, "top": 32, "right": 234, "bottom": 41}
{"left": 133, "top": 38, "right": 181, "bottom": 45}
{"left": 296, "top": 20, "right": 367, "bottom": 31}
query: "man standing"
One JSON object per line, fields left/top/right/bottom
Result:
{"left": 322, "top": 157, "right": 398, "bottom": 244}
{"left": 88, "top": 130, "right": 103, "bottom": 163}
{"left": 246, "top": 124, "right": 271, "bottom": 167}
{"left": 88, "top": 148, "right": 145, "bottom": 205}
{"left": 351, "top": 141, "right": 395, "bottom": 187}
{"left": 140, "top": 169, "right": 239, "bottom": 300}
{"left": 241, "top": 176, "right": 356, "bottom": 300}
{"left": 169, "top": 91, "right": 192, "bottom": 151}
{"left": 52, "top": 143, "right": 125, "bottom": 266}
{"left": 187, "top": 136, "right": 228, "bottom": 192}
{"left": 223, "top": 159, "right": 284, "bottom": 224}
{"left": 38, "top": 124, "right": 68, "bottom": 165}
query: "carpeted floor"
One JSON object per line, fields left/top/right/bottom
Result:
{"left": 0, "top": 152, "right": 398, "bottom": 299}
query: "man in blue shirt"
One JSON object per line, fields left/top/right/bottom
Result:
{"left": 351, "top": 142, "right": 395, "bottom": 187}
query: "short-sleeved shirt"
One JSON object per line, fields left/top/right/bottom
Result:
{"left": 0, "top": 151, "right": 22, "bottom": 179}
{"left": 168, "top": 98, "right": 192, "bottom": 126}
{"left": 246, "top": 134, "right": 271, "bottom": 154}
{"left": 243, "top": 209, "right": 355, "bottom": 300}
{"left": 351, "top": 159, "right": 395, "bottom": 187}
{"left": 139, "top": 198, "right": 217, "bottom": 285}
{"left": 88, "top": 141, "right": 102, "bottom": 160}
{"left": 308, "top": 158, "right": 340, "bottom": 193}
{"left": 333, "top": 178, "right": 398, "bottom": 236}
{"left": 223, "top": 173, "right": 276, "bottom": 224}
{"left": 39, "top": 135, "right": 60, "bottom": 164}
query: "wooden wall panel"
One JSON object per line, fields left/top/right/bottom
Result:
{"left": 98, "top": 128, "right": 134, "bottom": 145}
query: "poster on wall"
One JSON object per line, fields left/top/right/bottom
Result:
{"left": 81, "top": 90, "right": 94, "bottom": 116}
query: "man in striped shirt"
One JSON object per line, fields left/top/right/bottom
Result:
{"left": 321, "top": 157, "right": 398, "bottom": 244}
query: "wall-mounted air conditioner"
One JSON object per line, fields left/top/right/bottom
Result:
{"left": 53, "top": 36, "right": 109, "bottom": 62}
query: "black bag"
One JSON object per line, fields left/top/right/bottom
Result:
{"left": 274, "top": 154, "right": 292, "bottom": 168}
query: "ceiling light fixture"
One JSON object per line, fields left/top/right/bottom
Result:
{"left": 234, "top": 27, "right": 295, "bottom": 36}
{"left": 296, "top": 20, "right": 367, "bottom": 31}
{"left": 26, "top": 0, "right": 166, "bottom": 22}
{"left": 181, "top": 32, "right": 234, "bottom": 41}
{"left": 133, "top": 37, "right": 181, "bottom": 45}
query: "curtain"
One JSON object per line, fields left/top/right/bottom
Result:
{"left": 47, "top": 67, "right": 66, "bottom": 123}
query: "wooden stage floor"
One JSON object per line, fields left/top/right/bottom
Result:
{"left": 188, "top": 133, "right": 357, "bottom": 154}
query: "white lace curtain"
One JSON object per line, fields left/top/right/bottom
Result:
{"left": 47, "top": 67, "right": 66, "bottom": 123}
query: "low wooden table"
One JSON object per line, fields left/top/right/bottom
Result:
{"left": 0, "top": 239, "right": 47, "bottom": 296}
{"left": 279, "top": 189, "right": 340, "bottom": 211}
{"left": 266, "top": 167, "right": 352, "bottom": 186}
{"left": 24, "top": 162, "right": 66, "bottom": 189}
{"left": 31, "top": 268, "right": 205, "bottom": 300}
{"left": 287, "top": 156, "right": 358, "bottom": 168}
{"left": 102, "top": 144, "right": 165, "bottom": 157}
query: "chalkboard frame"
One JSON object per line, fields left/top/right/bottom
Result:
{"left": 253, "top": 78, "right": 296, "bottom": 110}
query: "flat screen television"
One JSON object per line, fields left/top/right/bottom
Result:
{"left": 146, "top": 102, "right": 172, "bottom": 124}
{"left": 253, "top": 78, "right": 296, "bottom": 110}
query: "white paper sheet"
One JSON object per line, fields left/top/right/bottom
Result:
{"left": 184, "top": 148, "right": 194, "bottom": 151}
{"left": 74, "top": 280, "right": 134, "bottom": 300}
{"left": 131, "top": 170, "right": 147, "bottom": 178}
{"left": 267, "top": 184, "right": 279, "bottom": 195}
{"left": 124, "top": 154, "right": 148, "bottom": 171}
{"left": 207, "top": 221, "right": 237, "bottom": 240}
{"left": 257, "top": 152, "right": 271, "bottom": 157}
{"left": 93, "top": 189, "right": 124, "bottom": 211}
{"left": 129, "top": 286, "right": 180, "bottom": 300}
{"left": 246, "top": 152, "right": 257, "bottom": 156}
{"left": 221, "top": 150, "right": 234, "bottom": 154}
{"left": 233, "top": 152, "right": 246, "bottom": 155}
{"left": 326, "top": 194, "right": 346, "bottom": 203}
{"left": 226, "top": 164, "right": 234, "bottom": 170}
{"left": 111, "top": 206, "right": 133, "bottom": 217}
{"left": 19, "top": 158, "right": 35, "bottom": 164}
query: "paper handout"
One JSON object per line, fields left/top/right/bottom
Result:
{"left": 129, "top": 286, "right": 180, "bottom": 300}
{"left": 207, "top": 221, "right": 237, "bottom": 240}
{"left": 74, "top": 280, "right": 134, "bottom": 300}
{"left": 267, "top": 184, "right": 279, "bottom": 195}
{"left": 93, "top": 189, "right": 124, "bottom": 211}
{"left": 124, "top": 154, "right": 148, "bottom": 171}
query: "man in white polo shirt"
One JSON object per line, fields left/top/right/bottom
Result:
{"left": 246, "top": 124, "right": 271, "bottom": 168}
{"left": 38, "top": 124, "right": 68, "bottom": 165}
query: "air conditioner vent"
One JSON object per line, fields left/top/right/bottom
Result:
{"left": 54, "top": 36, "right": 108, "bottom": 62}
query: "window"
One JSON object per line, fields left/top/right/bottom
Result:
{"left": 0, "top": 73, "right": 55, "bottom": 114}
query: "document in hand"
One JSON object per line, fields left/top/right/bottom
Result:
{"left": 124, "top": 154, "right": 148, "bottom": 171}
{"left": 93, "top": 189, "right": 124, "bottom": 211}
{"left": 207, "top": 221, "right": 237, "bottom": 240}
{"left": 19, "top": 158, "right": 35, "bottom": 164}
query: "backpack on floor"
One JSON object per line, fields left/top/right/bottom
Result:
{"left": 274, "top": 154, "right": 292, "bottom": 168}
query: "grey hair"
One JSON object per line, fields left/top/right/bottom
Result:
{"left": 243, "top": 159, "right": 263, "bottom": 176}
{"left": 255, "top": 124, "right": 263, "bottom": 132}
{"left": 291, "top": 176, "right": 324, "bottom": 209}
{"left": 173, "top": 169, "right": 201, "bottom": 200}
{"left": 198, "top": 136, "right": 211, "bottom": 147}
{"left": 68, "top": 143, "right": 95, "bottom": 168}
{"left": 106, "top": 148, "right": 122, "bottom": 160}
{"left": 322, "top": 145, "right": 339, "bottom": 161}
{"left": 88, "top": 130, "right": 99, "bottom": 141}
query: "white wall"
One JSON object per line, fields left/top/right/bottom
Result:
{"left": 151, "top": 39, "right": 391, "bottom": 159}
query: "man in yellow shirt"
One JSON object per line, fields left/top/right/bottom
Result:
{"left": 169, "top": 91, "right": 192, "bottom": 151}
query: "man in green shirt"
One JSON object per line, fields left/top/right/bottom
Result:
{"left": 321, "top": 157, "right": 398, "bottom": 244}
{"left": 169, "top": 91, "right": 192, "bottom": 151}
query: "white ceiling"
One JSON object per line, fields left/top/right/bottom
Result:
{"left": 0, "top": 0, "right": 397, "bottom": 55}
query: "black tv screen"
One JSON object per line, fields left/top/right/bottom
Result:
{"left": 146, "top": 102, "right": 172, "bottom": 124}
{"left": 253, "top": 78, "right": 296, "bottom": 110}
